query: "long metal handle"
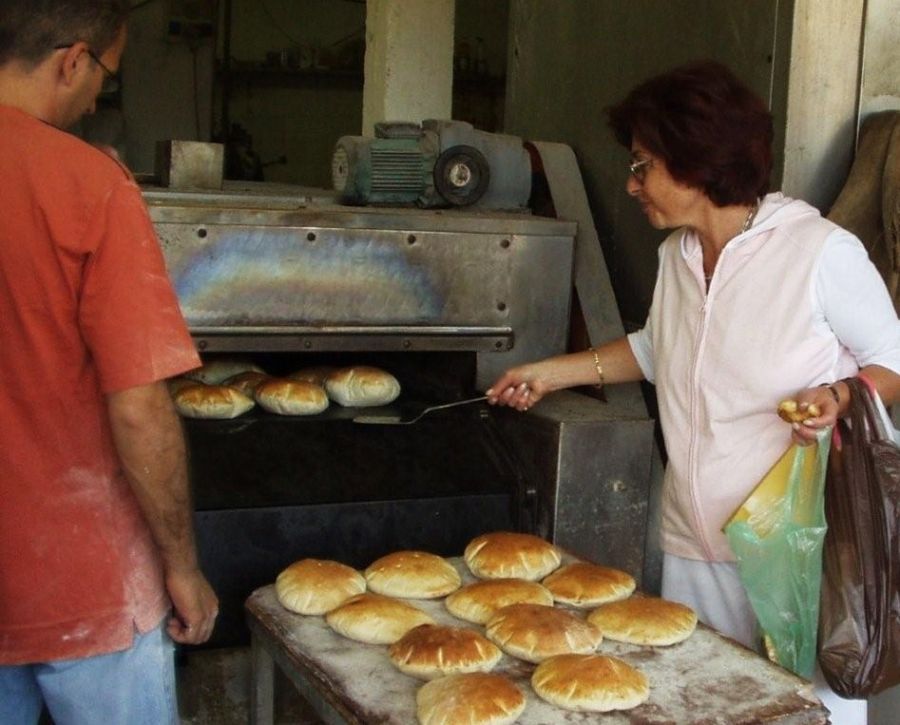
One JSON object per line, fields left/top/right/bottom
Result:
{"left": 422, "top": 395, "right": 488, "bottom": 414}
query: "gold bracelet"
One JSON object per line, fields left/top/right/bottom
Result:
{"left": 589, "top": 347, "right": 605, "bottom": 388}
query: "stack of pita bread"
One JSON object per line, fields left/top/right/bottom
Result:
{"left": 270, "top": 530, "right": 697, "bottom": 723}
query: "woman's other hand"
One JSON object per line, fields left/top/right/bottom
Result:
{"left": 780, "top": 384, "right": 843, "bottom": 446}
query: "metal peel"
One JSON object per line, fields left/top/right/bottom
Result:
{"left": 352, "top": 395, "right": 488, "bottom": 425}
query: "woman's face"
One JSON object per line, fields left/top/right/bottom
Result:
{"left": 626, "top": 140, "right": 706, "bottom": 230}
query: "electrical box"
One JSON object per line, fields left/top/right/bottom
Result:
{"left": 167, "top": 0, "right": 215, "bottom": 42}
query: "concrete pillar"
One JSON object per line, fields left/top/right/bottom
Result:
{"left": 362, "top": 0, "right": 454, "bottom": 136}
{"left": 781, "top": 0, "right": 865, "bottom": 211}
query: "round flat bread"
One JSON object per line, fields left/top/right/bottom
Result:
{"left": 365, "top": 551, "right": 461, "bottom": 599}
{"left": 389, "top": 624, "right": 502, "bottom": 679}
{"left": 325, "top": 366, "right": 401, "bottom": 407}
{"left": 174, "top": 384, "right": 255, "bottom": 419}
{"left": 485, "top": 603, "right": 602, "bottom": 663}
{"left": 288, "top": 366, "right": 337, "bottom": 386}
{"left": 531, "top": 653, "right": 649, "bottom": 712}
{"left": 275, "top": 559, "right": 366, "bottom": 616}
{"left": 326, "top": 593, "right": 435, "bottom": 645}
{"left": 254, "top": 379, "right": 329, "bottom": 415}
{"left": 416, "top": 673, "right": 526, "bottom": 725}
{"left": 445, "top": 578, "right": 553, "bottom": 624}
{"left": 587, "top": 596, "right": 697, "bottom": 646}
{"left": 223, "top": 370, "right": 270, "bottom": 396}
{"left": 541, "top": 562, "right": 636, "bottom": 608}
{"left": 184, "top": 358, "right": 265, "bottom": 385}
{"left": 464, "top": 532, "right": 561, "bottom": 581}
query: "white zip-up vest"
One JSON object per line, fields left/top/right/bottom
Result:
{"left": 648, "top": 194, "right": 857, "bottom": 561}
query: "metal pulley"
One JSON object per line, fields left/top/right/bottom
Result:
{"left": 433, "top": 145, "right": 491, "bottom": 206}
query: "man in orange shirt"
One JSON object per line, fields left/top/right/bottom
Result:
{"left": 0, "top": 2, "right": 217, "bottom": 722}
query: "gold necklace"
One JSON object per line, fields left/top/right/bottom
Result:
{"left": 706, "top": 199, "right": 760, "bottom": 282}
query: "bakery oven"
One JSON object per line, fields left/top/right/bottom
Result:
{"left": 145, "top": 183, "right": 657, "bottom": 647}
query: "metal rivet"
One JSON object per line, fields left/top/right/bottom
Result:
{"left": 407, "top": 234, "right": 417, "bottom": 244}
{"left": 307, "top": 232, "right": 316, "bottom": 242}
{"left": 403, "top": 340, "right": 411, "bottom": 349}
{"left": 197, "top": 340, "right": 207, "bottom": 350}
{"left": 612, "top": 480, "right": 626, "bottom": 492}
{"left": 303, "top": 340, "right": 312, "bottom": 349}
{"left": 497, "top": 302, "right": 507, "bottom": 312}
{"left": 197, "top": 228, "right": 207, "bottom": 238}
{"left": 500, "top": 239, "right": 511, "bottom": 249}
{"left": 494, "top": 340, "right": 504, "bottom": 350}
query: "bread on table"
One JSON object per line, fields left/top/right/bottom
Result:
{"left": 365, "top": 551, "right": 461, "bottom": 599}
{"left": 254, "top": 378, "right": 329, "bottom": 415}
{"left": 325, "top": 366, "right": 401, "bottom": 407}
{"left": 587, "top": 596, "right": 697, "bottom": 646}
{"left": 184, "top": 358, "right": 265, "bottom": 385}
{"left": 416, "top": 673, "right": 526, "bottom": 725}
{"left": 541, "top": 562, "right": 636, "bottom": 608}
{"left": 464, "top": 531, "right": 561, "bottom": 581}
{"left": 325, "top": 593, "right": 435, "bottom": 645}
{"left": 485, "top": 603, "right": 602, "bottom": 663}
{"left": 223, "top": 370, "right": 270, "bottom": 396}
{"left": 173, "top": 383, "right": 255, "bottom": 419}
{"left": 389, "top": 624, "right": 502, "bottom": 679}
{"left": 531, "top": 653, "right": 649, "bottom": 712}
{"left": 445, "top": 578, "right": 554, "bottom": 624}
{"left": 274, "top": 559, "right": 366, "bottom": 616}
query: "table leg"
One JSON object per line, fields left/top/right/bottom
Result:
{"left": 250, "top": 632, "right": 275, "bottom": 725}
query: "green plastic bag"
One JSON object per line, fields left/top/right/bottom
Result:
{"left": 724, "top": 430, "right": 830, "bottom": 678}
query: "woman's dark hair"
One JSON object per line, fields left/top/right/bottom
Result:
{"left": 0, "top": 0, "right": 129, "bottom": 67}
{"left": 608, "top": 60, "right": 773, "bottom": 206}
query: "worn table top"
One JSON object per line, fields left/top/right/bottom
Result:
{"left": 245, "top": 557, "right": 828, "bottom": 724}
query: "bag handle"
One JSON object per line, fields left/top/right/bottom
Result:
{"left": 845, "top": 376, "right": 893, "bottom": 445}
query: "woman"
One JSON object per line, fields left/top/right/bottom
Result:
{"left": 486, "top": 60, "right": 900, "bottom": 719}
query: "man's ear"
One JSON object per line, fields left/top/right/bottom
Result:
{"left": 56, "top": 43, "right": 89, "bottom": 86}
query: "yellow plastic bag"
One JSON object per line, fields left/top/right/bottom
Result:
{"left": 724, "top": 430, "right": 830, "bottom": 678}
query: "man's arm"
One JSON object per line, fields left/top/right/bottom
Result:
{"left": 107, "top": 381, "right": 218, "bottom": 644}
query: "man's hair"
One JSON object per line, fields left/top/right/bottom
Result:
{"left": 0, "top": 0, "right": 129, "bottom": 67}
{"left": 608, "top": 60, "right": 773, "bottom": 207}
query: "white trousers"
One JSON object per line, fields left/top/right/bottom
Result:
{"left": 661, "top": 553, "right": 867, "bottom": 725}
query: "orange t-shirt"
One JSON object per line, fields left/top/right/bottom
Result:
{"left": 0, "top": 105, "right": 200, "bottom": 663}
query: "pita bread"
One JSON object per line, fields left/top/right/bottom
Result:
{"left": 389, "top": 624, "right": 502, "bottom": 679}
{"left": 416, "top": 673, "right": 526, "bottom": 725}
{"left": 464, "top": 532, "right": 561, "bottom": 581}
{"left": 541, "top": 562, "right": 636, "bottom": 608}
{"left": 531, "top": 653, "right": 649, "bottom": 712}
{"left": 184, "top": 358, "right": 265, "bottom": 385}
{"left": 254, "top": 379, "right": 329, "bottom": 415}
{"left": 485, "top": 603, "right": 602, "bottom": 663}
{"left": 174, "top": 384, "right": 255, "bottom": 419}
{"left": 587, "top": 596, "right": 697, "bottom": 646}
{"left": 223, "top": 370, "right": 270, "bottom": 396}
{"left": 365, "top": 551, "right": 461, "bottom": 599}
{"left": 326, "top": 593, "right": 435, "bottom": 645}
{"left": 445, "top": 578, "right": 553, "bottom": 624}
{"left": 274, "top": 559, "right": 366, "bottom": 615}
{"left": 325, "top": 366, "right": 401, "bottom": 407}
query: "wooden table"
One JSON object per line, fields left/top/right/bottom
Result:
{"left": 246, "top": 559, "right": 829, "bottom": 724}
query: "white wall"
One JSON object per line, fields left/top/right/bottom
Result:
{"left": 859, "top": 0, "right": 900, "bottom": 120}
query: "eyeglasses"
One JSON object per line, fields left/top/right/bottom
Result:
{"left": 628, "top": 157, "right": 653, "bottom": 184}
{"left": 54, "top": 44, "right": 120, "bottom": 95}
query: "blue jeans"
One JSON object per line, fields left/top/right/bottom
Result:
{"left": 0, "top": 620, "right": 177, "bottom": 725}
